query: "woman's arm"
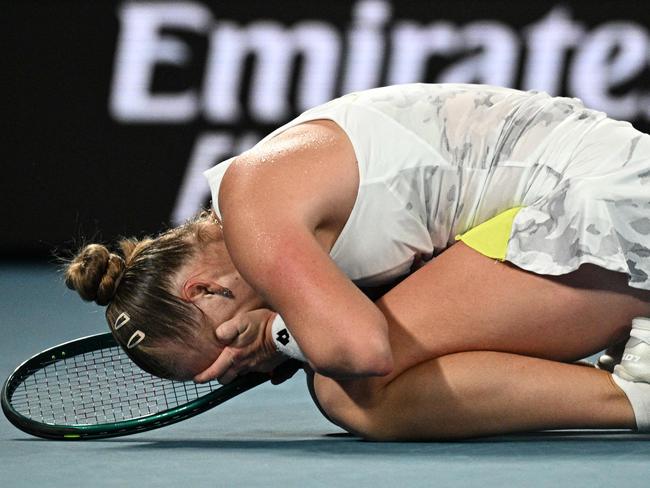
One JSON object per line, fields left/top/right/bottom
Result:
{"left": 219, "top": 121, "right": 393, "bottom": 378}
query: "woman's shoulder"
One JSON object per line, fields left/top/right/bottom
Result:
{"left": 219, "top": 120, "right": 359, "bottom": 239}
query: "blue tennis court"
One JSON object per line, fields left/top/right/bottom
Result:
{"left": 2, "top": 263, "right": 649, "bottom": 488}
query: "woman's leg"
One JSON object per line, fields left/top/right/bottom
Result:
{"left": 313, "top": 243, "right": 650, "bottom": 440}
{"left": 315, "top": 351, "right": 632, "bottom": 440}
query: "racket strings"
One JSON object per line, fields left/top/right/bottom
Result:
{"left": 9, "top": 346, "right": 219, "bottom": 425}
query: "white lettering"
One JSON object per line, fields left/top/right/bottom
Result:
{"left": 387, "top": 21, "right": 460, "bottom": 85}
{"left": 342, "top": 0, "right": 391, "bottom": 93}
{"left": 111, "top": 1, "right": 650, "bottom": 126}
{"left": 172, "top": 131, "right": 259, "bottom": 224}
{"left": 570, "top": 23, "right": 648, "bottom": 119}
{"left": 110, "top": 1, "right": 211, "bottom": 122}
{"left": 203, "top": 21, "right": 340, "bottom": 123}
{"left": 152, "top": 0, "right": 650, "bottom": 221}
{"left": 439, "top": 21, "right": 518, "bottom": 86}
{"left": 522, "top": 8, "right": 583, "bottom": 94}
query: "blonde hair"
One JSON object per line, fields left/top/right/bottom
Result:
{"left": 64, "top": 213, "right": 214, "bottom": 379}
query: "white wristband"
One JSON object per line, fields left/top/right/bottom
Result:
{"left": 271, "top": 314, "right": 307, "bottom": 362}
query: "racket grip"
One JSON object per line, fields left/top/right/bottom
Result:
{"left": 270, "top": 359, "right": 304, "bottom": 385}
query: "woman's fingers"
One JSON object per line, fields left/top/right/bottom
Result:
{"left": 193, "top": 348, "right": 237, "bottom": 383}
{"left": 218, "top": 361, "right": 241, "bottom": 385}
{"left": 195, "top": 309, "right": 277, "bottom": 383}
{"left": 215, "top": 317, "right": 242, "bottom": 344}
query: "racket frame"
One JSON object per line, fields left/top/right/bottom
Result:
{"left": 1, "top": 333, "right": 270, "bottom": 440}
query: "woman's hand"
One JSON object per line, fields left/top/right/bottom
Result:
{"left": 194, "top": 308, "right": 286, "bottom": 384}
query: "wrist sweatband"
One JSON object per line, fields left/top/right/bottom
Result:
{"left": 271, "top": 314, "right": 307, "bottom": 362}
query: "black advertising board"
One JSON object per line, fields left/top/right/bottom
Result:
{"left": 4, "top": 1, "right": 650, "bottom": 257}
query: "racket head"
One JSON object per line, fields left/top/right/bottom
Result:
{"left": 1, "top": 333, "right": 271, "bottom": 440}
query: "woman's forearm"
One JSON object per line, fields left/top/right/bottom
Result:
{"left": 269, "top": 310, "right": 393, "bottom": 378}
{"left": 308, "top": 334, "right": 394, "bottom": 379}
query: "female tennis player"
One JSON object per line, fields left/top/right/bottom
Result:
{"left": 65, "top": 84, "right": 650, "bottom": 440}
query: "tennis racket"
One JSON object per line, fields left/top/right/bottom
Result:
{"left": 2, "top": 332, "right": 302, "bottom": 440}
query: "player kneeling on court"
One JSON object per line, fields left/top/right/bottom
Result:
{"left": 62, "top": 84, "right": 650, "bottom": 440}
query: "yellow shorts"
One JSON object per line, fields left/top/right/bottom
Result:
{"left": 455, "top": 207, "right": 523, "bottom": 261}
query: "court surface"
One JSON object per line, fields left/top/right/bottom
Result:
{"left": 1, "top": 263, "right": 649, "bottom": 487}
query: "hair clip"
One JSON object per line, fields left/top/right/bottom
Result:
{"left": 126, "top": 330, "right": 145, "bottom": 349}
{"left": 114, "top": 312, "right": 130, "bottom": 330}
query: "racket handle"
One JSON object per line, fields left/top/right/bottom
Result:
{"left": 270, "top": 359, "right": 304, "bottom": 385}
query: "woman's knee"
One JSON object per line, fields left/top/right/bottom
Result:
{"left": 310, "top": 374, "right": 451, "bottom": 441}
{"left": 311, "top": 374, "right": 387, "bottom": 438}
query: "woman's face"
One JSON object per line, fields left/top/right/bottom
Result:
{"left": 170, "top": 323, "right": 226, "bottom": 381}
{"left": 171, "top": 231, "right": 266, "bottom": 379}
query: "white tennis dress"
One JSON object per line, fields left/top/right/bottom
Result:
{"left": 204, "top": 84, "right": 650, "bottom": 290}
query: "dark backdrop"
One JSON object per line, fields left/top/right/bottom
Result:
{"left": 3, "top": 0, "right": 649, "bottom": 258}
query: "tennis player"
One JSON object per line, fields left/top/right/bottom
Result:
{"left": 65, "top": 84, "right": 650, "bottom": 440}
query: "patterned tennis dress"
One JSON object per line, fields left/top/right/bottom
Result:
{"left": 205, "top": 84, "right": 650, "bottom": 290}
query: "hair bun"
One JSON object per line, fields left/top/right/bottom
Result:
{"left": 65, "top": 243, "right": 125, "bottom": 306}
